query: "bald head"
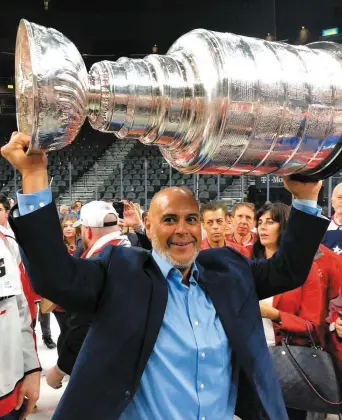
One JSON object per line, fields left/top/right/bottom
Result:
{"left": 149, "top": 186, "right": 198, "bottom": 215}
{"left": 333, "top": 183, "right": 342, "bottom": 198}
{"left": 145, "top": 186, "right": 201, "bottom": 276}
{"left": 332, "top": 182, "right": 342, "bottom": 217}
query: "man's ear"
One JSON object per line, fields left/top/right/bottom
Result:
{"left": 144, "top": 216, "right": 152, "bottom": 240}
{"left": 87, "top": 227, "right": 93, "bottom": 241}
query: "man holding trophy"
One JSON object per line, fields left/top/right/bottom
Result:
{"left": 4, "top": 17, "right": 342, "bottom": 420}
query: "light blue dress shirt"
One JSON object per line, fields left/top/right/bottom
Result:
{"left": 120, "top": 250, "right": 237, "bottom": 420}
{"left": 16, "top": 188, "right": 322, "bottom": 419}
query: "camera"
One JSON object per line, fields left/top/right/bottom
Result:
{"left": 112, "top": 201, "right": 124, "bottom": 219}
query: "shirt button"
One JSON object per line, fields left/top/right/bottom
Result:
{"left": 39, "top": 202, "right": 45, "bottom": 208}
{"left": 194, "top": 321, "right": 199, "bottom": 326}
{"left": 202, "top": 417, "right": 206, "bottom": 420}
{"left": 201, "top": 352, "right": 206, "bottom": 359}
{"left": 200, "top": 383, "right": 205, "bottom": 389}
{"left": 28, "top": 205, "right": 34, "bottom": 211}
{"left": 124, "top": 390, "right": 131, "bottom": 400}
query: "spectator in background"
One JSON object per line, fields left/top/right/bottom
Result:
{"left": 200, "top": 202, "right": 255, "bottom": 258}
{"left": 62, "top": 216, "right": 81, "bottom": 256}
{"left": 0, "top": 194, "right": 11, "bottom": 233}
{"left": 322, "top": 182, "right": 342, "bottom": 256}
{"left": 69, "top": 203, "right": 79, "bottom": 218}
{"left": 8, "top": 198, "right": 14, "bottom": 209}
{"left": 226, "top": 210, "right": 234, "bottom": 236}
{"left": 0, "top": 194, "right": 41, "bottom": 419}
{"left": 227, "top": 202, "right": 256, "bottom": 257}
{"left": 254, "top": 202, "right": 323, "bottom": 420}
{"left": 74, "top": 200, "right": 82, "bottom": 217}
{"left": 200, "top": 202, "right": 228, "bottom": 249}
{"left": 59, "top": 204, "right": 69, "bottom": 222}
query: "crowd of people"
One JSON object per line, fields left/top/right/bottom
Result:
{"left": 0, "top": 131, "right": 341, "bottom": 420}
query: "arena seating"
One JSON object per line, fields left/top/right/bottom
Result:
{"left": 0, "top": 116, "right": 256, "bottom": 207}
{"left": 96, "top": 141, "right": 243, "bottom": 206}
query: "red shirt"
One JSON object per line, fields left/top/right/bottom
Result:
{"left": 225, "top": 232, "right": 256, "bottom": 258}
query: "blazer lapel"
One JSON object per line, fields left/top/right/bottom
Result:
{"left": 197, "top": 263, "right": 256, "bottom": 348}
{"left": 134, "top": 254, "right": 168, "bottom": 390}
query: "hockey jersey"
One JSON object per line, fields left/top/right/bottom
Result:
{"left": 322, "top": 216, "right": 342, "bottom": 256}
{"left": 0, "top": 228, "right": 41, "bottom": 416}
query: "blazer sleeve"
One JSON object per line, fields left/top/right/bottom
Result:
{"left": 9, "top": 203, "right": 109, "bottom": 314}
{"left": 275, "top": 267, "right": 322, "bottom": 335}
{"left": 57, "top": 311, "right": 93, "bottom": 375}
{"left": 251, "top": 207, "right": 329, "bottom": 300}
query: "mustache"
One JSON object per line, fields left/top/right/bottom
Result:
{"left": 166, "top": 235, "right": 198, "bottom": 247}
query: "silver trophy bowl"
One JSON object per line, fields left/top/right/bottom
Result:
{"left": 15, "top": 19, "right": 342, "bottom": 178}
{"left": 15, "top": 19, "right": 88, "bottom": 152}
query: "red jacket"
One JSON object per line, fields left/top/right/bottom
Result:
{"left": 315, "top": 244, "right": 342, "bottom": 367}
{"left": 272, "top": 261, "right": 323, "bottom": 346}
{"left": 225, "top": 232, "right": 255, "bottom": 258}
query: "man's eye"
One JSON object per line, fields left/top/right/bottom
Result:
{"left": 188, "top": 217, "right": 198, "bottom": 223}
{"left": 164, "top": 217, "right": 175, "bottom": 223}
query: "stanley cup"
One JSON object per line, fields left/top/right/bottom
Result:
{"left": 15, "top": 19, "right": 342, "bottom": 178}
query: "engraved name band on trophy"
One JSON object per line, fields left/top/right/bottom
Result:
{"left": 15, "top": 19, "right": 342, "bottom": 178}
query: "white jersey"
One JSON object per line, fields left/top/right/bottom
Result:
{"left": 322, "top": 216, "right": 342, "bottom": 256}
{"left": 0, "top": 227, "right": 22, "bottom": 297}
{"left": 0, "top": 229, "right": 40, "bottom": 413}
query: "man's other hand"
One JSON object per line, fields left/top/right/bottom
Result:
{"left": 283, "top": 176, "right": 322, "bottom": 202}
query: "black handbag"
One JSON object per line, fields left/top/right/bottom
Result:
{"left": 269, "top": 320, "right": 342, "bottom": 414}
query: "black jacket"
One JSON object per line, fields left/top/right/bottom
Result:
{"left": 9, "top": 203, "right": 328, "bottom": 420}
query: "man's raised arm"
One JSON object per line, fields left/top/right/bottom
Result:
{"left": 2, "top": 132, "right": 107, "bottom": 313}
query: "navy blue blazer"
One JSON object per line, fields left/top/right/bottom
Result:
{"left": 9, "top": 203, "right": 329, "bottom": 420}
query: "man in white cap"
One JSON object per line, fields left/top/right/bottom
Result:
{"left": 75, "top": 201, "right": 131, "bottom": 258}
{"left": 45, "top": 201, "right": 131, "bottom": 389}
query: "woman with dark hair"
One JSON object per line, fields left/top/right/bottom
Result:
{"left": 253, "top": 202, "right": 323, "bottom": 420}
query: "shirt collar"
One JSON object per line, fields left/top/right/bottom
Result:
{"left": 152, "top": 249, "right": 199, "bottom": 282}
{"left": 229, "top": 232, "right": 254, "bottom": 246}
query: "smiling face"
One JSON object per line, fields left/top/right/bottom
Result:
{"left": 145, "top": 187, "right": 201, "bottom": 273}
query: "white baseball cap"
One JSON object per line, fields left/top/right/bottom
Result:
{"left": 73, "top": 201, "right": 119, "bottom": 228}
